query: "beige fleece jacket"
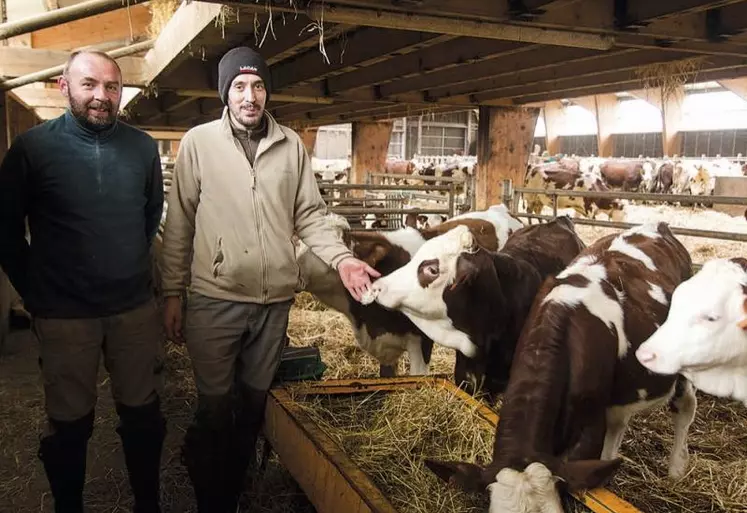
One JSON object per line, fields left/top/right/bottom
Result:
{"left": 160, "top": 108, "right": 352, "bottom": 303}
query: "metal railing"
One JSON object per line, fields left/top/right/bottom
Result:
{"left": 501, "top": 179, "right": 747, "bottom": 244}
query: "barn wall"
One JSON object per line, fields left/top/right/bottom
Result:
{"left": 613, "top": 132, "right": 664, "bottom": 158}
{"left": 681, "top": 129, "right": 747, "bottom": 157}
{"left": 559, "top": 135, "right": 598, "bottom": 156}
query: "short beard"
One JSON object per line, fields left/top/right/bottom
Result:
{"left": 66, "top": 91, "right": 117, "bottom": 131}
{"left": 228, "top": 101, "right": 264, "bottom": 130}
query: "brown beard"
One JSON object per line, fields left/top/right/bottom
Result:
{"left": 66, "top": 91, "right": 117, "bottom": 131}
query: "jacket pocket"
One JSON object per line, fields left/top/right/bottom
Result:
{"left": 211, "top": 236, "right": 225, "bottom": 277}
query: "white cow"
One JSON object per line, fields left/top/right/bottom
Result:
{"left": 636, "top": 257, "right": 747, "bottom": 405}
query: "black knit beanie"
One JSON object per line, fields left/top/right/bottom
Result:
{"left": 217, "top": 47, "right": 272, "bottom": 105}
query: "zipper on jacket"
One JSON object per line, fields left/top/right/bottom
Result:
{"left": 95, "top": 135, "right": 102, "bottom": 192}
{"left": 248, "top": 162, "right": 269, "bottom": 302}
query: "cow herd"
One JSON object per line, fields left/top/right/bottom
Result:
{"left": 524, "top": 155, "right": 747, "bottom": 222}
{"left": 294, "top": 204, "right": 747, "bottom": 513}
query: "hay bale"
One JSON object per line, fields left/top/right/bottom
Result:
{"left": 147, "top": 0, "right": 179, "bottom": 39}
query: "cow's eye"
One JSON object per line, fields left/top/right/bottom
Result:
{"left": 702, "top": 314, "right": 719, "bottom": 322}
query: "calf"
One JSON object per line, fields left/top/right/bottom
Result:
{"left": 297, "top": 215, "right": 511, "bottom": 377}
{"left": 451, "top": 203, "right": 524, "bottom": 250}
{"left": 423, "top": 223, "right": 696, "bottom": 513}
{"left": 370, "top": 216, "right": 585, "bottom": 398}
{"left": 637, "top": 257, "right": 747, "bottom": 405}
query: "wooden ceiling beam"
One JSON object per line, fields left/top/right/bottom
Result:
{"left": 271, "top": 27, "right": 449, "bottom": 90}
{"left": 430, "top": 49, "right": 693, "bottom": 103}
{"left": 286, "top": 104, "right": 464, "bottom": 129}
{"left": 511, "top": 61, "right": 747, "bottom": 104}
{"left": 622, "top": 0, "right": 746, "bottom": 23}
{"left": 0, "top": 46, "right": 145, "bottom": 85}
{"left": 10, "top": 85, "right": 67, "bottom": 109}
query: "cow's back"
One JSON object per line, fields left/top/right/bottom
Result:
{"left": 502, "top": 216, "right": 586, "bottom": 276}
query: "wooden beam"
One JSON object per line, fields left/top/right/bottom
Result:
{"left": 623, "top": 0, "right": 745, "bottom": 23}
{"left": 146, "top": 129, "right": 186, "bottom": 140}
{"left": 271, "top": 28, "right": 449, "bottom": 90}
{"left": 0, "top": 0, "right": 148, "bottom": 41}
{"left": 542, "top": 100, "right": 564, "bottom": 155}
{"left": 10, "top": 85, "right": 66, "bottom": 108}
{"left": 299, "top": 127, "right": 318, "bottom": 156}
{"left": 433, "top": 49, "right": 690, "bottom": 103}
{"left": 35, "top": 106, "right": 66, "bottom": 120}
{"left": 475, "top": 105, "right": 540, "bottom": 210}
{"left": 169, "top": 88, "right": 336, "bottom": 105}
{"left": 594, "top": 94, "right": 618, "bottom": 157}
{"left": 0, "top": 40, "right": 152, "bottom": 90}
{"left": 141, "top": 1, "right": 223, "bottom": 86}
{"left": 30, "top": 3, "right": 152, "bottom": 50}
{"left": 0, "top": 46, "right": 145, "bottom": 85}
{"left": 230, "top": 2, "right": 615, "bottom": 50}
{"left": 718, "top": 77, "right": 747, "bottom": 100}
{"left": 629, "top": 87, "right": 685, "bottom": 157}
{"left": 351, "top": 121, "right": 393, "bottom": 189}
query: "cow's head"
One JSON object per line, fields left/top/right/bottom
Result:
{"left": 370, "top": 224, "right": 480, "bottom": 358}
{"left": 424, "top": 457, "right": 622, "bottom": 513}
{"left": 361, "top": 213, "right": 388, "bottom": 230}
{"left": 636, "top": 258, "right": 747, "bottom": 390}
{"left": 689, "top": 166, "right": 711, "bottom": 196}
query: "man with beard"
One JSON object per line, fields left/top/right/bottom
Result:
{"left": 0, "top": 51, "right": 165, "bottom": 512}
{"left": 160, "top": 46, "right": 380, "bottom": 511}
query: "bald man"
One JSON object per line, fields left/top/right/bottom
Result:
{"left": 0, "top": 51, "right": 165, "bottom": 513}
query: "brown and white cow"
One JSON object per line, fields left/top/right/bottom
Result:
{"left": 297, "top": 213, "right": 515, "bottom": 377}
{"left": 637, "top": 257, "right": 747, "bottom": 406}
{"left": 369, "top": 216, "right": 585, "bottom": 398}
{"left": 419, "top": 222, "right": 696, "bottom": 513}
{"left": 599, "top": 159, "right": 644, "bottom": 191}
{"left": 524, "top": 164, "right": 625, "bottom": 222}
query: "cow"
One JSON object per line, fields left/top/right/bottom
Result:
{"left": 451, "top": 203, "right": 524, "bottom": 251}
{"left": 523, "top": 164, "right": 626, "bottom": 222}
{"left": 368, "top": 216, "right": 585, "bottom": 399}
{"left": 652, "top": 160, "right": 674, "bottom": 194}
{"left": 599, "top": 159, "right": 644, "bottom": 192}
{"left": 297, "top": 213, "right": 514, "bottom": 377}
{"left": 420, "top": 222, "right": 697, "bottom": 513}
{"left": 403, "top": 213, "right": 448, "bottom": 230}
{"left": 636, "top": 257, "right": 747, "bottom": 406}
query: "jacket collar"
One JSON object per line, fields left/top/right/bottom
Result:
{"left": 63, "top": 108, "right": 119, "bottom": 141}
{"left": 220, "top": 107, "right": 285, "bottom": 157}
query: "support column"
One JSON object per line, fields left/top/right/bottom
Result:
{"left": 542, "top": 100, "right": 564, "bottom": 156}
{"left": 351, "top": 121, "right": 393, "bottom": 191}
{"left": 475, "top": 105, "right": 540, "bottom": 210}
{"left": 299, "top": 127, "right": 318, "bottom": 157}
{"left": 572, "top": 94, "right": 618, "bottom": 157}
{"left": 630, "top": 87, "right": 684, "bottom": 157}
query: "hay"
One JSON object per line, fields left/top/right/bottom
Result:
{"left": 292, "top": 385, "right": 494, "bottom": 513}
{"left": 634, "top": 57, "right": 705, "bottom": 104}
{"left": 147, "top": 0, "right": 179, "bottom": 40}
{"left": 609, "top": 392, "right": 747, "bottom": 513}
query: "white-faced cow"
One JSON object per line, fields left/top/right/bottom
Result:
{"left": 637, "top": 257, "right": 747, "bottom": 405}
{"left": 422, "top": 222, "right": 696, "bottom": 513}
{"left": 369, "top": 216, "right": 585, "bottom": 399}
{"left": 297, "top": 213, "right": 514, "bottom": 377}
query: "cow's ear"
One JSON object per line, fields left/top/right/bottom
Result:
{"left": 424, "top": 459, "right": 487, "bottom": 493}
{"left": 554, "top": 458, "right": 623, "bottom": 492}
{"left": 353, "top": 240, "right": 389, "bottom": 268}
{"left": 404, "top": 213, "right": 418, "bottom": 228}
{"left": 738, "top": 298, "right": 747, "bottom": 330}
{"left": 335, "top": 172, "right": 346, "bottom": 181}
{"left": 451, "top": 255, "right": 478, "bottom": 290}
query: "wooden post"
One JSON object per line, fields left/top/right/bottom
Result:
{"left": 594, "top": 94, "right": 617, "bottom": 157}
{"left": 629, "top": 87, "right": 683, "bottom": 157}
{"left": 299, "top": 127, "right": 318, "bottom": 157}
{"left": 542, "top": 100, "right": 563, "bottom": 156}
{"left": 351, "top": 121, "right": 393, "bottom": 195}
{"left": 475, "top": 105, "right": 540, "bottom": 210}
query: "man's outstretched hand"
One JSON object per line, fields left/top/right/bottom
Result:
{"left": 337, "top": 257, "right": 381, "bottom": 302}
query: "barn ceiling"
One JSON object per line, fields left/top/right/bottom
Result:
{"left": 4, "top": 0, "right": 747, "bottom": 131}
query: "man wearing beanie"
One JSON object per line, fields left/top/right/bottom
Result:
{"left": 159, "top": 46, "right": 380, "bottom": 511}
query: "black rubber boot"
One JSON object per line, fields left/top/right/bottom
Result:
{"left": 116, "top": 398, "right": 166, "bottom": 513}
{"left": 38, "top": 410, "right": 94, "bottom": 513}
{"left": 226, "top": 385, "right": 268, "bottom": 507}
{"left": 181, "top": 394, "right": 236, "bottom": 513}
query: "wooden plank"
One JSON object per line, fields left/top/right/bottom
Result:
{"left": 351, "top": 121, "right": 393, "bottom": 193}
{"left": 542, "top": 100, "right": 564, "bottom": 155}
{"left": 475, "top": 105, "right": 539, "bottom": 210}
{"left": 10, "top": 86, "right": 66, "bottom": 109}
{"left": 0, "top": 46, "right": 145, "bottom": 85}
{"left": 264, "top": 388, "right": 400, "bottom": 513}
{"left": 30, "top": 3, "right": 151, "bottom": 50}
{"left": 299, "top": 127, "right": 318, "bottom": 156}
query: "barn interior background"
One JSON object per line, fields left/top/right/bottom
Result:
{"left": 0, "top": 1, "right": 746, "bottom": 512}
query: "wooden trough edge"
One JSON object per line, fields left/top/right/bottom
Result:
{"left": 263, "top": 376, "right": 643, "bottom": 513}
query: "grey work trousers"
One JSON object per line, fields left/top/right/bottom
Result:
{"left": 184, "top": 292, "right": 293, "bottom": 396}
{"left": 32, "top": 298, "right": 166, "bottom": 424}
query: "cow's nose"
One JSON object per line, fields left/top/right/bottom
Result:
{"left": 636, "top": 347, "right": 656, "bottom": 364}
